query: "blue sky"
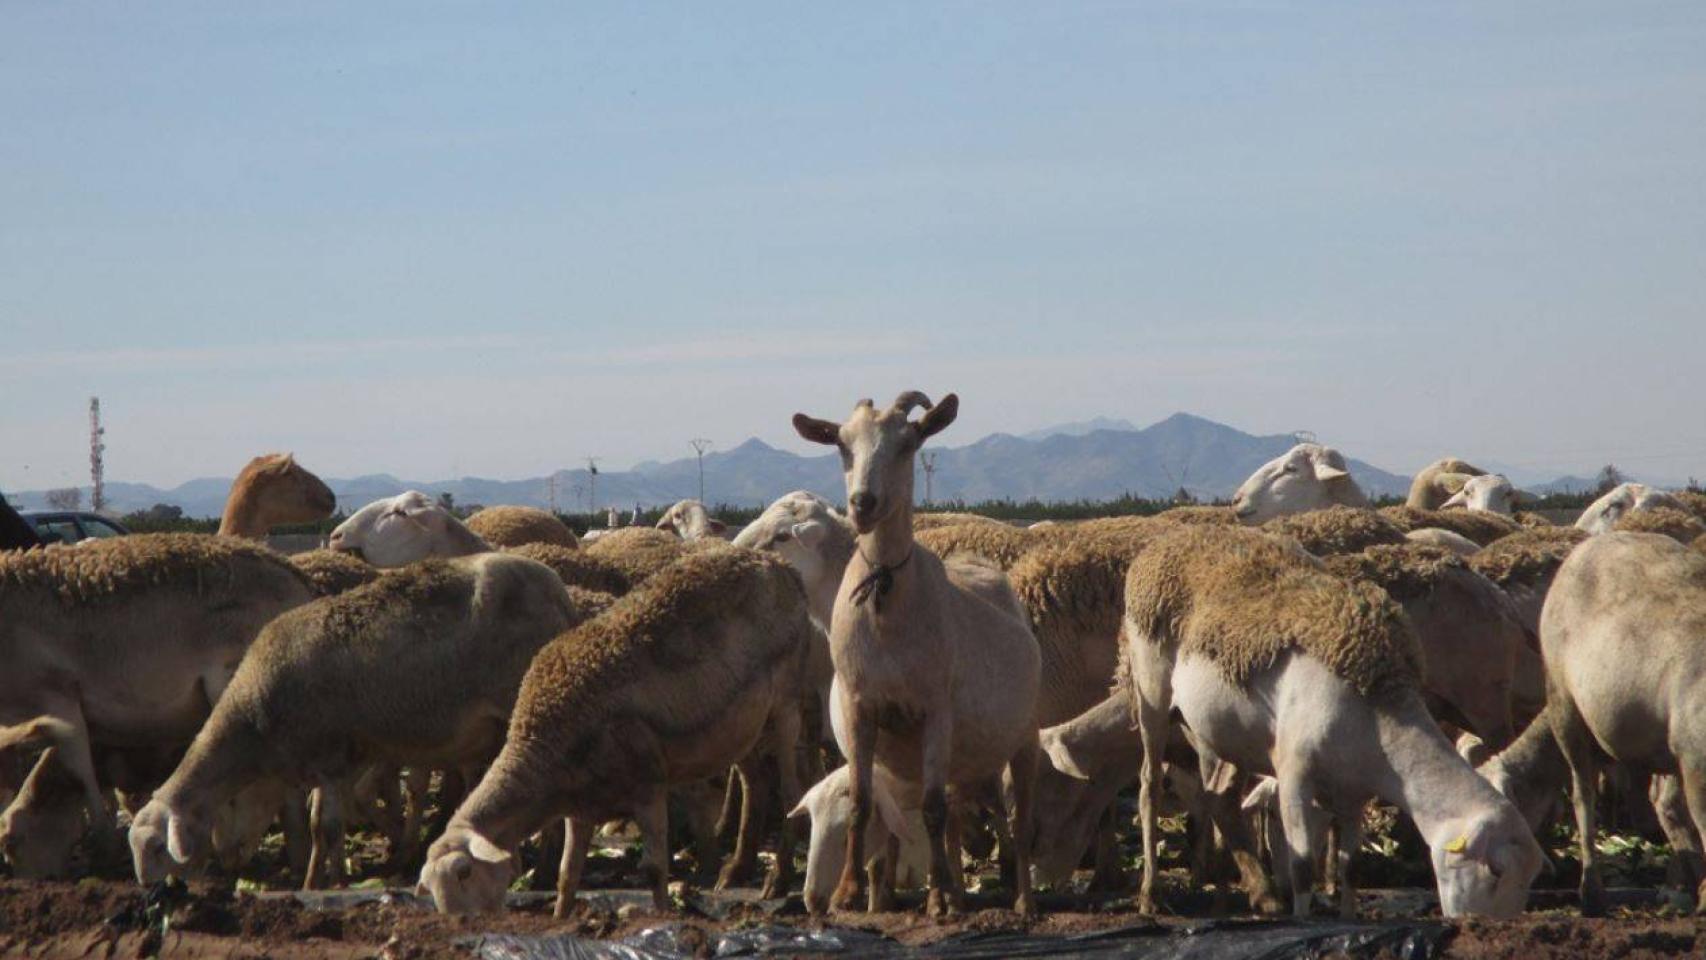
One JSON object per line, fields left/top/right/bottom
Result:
{"left": 3, "top": 2, "right": 1703, "bottom": 491}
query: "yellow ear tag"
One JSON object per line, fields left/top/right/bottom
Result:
{"left": 1445, "top": 834, "right": 1468, "bottom": 854}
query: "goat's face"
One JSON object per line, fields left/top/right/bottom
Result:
{"left": 328, "top": 491, "right": 472, "bottom": 567}
{"left": 241, "top": 453, "right": 338, "bottom": 523}
{"left": 1575, "top": 482, "right": 1685, "bottom": 534}
{"left": 793, "top": 392, "right": 959, "bottom": 535}
{"left": 1231, "top": 443, "right": 1356, "bottom": 524}
{"left": 1431, "top": 808, "right": 1543, "bottom": 918}
{"left": 417, "top": 828, "right": 513, "bottom": 914}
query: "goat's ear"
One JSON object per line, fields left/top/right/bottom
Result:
{"left": 793, "top": 414, "right": 841, "bottom": 446}
{"left": 915, "top": 393, "right": 958, "bottom": 440}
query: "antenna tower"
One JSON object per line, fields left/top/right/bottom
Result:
{"left": 920, "top": 451, "right": 938, "bottom": 504}
{"left": 89, "top": 397, "right": 106, "bottom": 512}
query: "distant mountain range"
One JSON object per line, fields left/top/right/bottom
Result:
{"left": 0, "top": 412, "right": 1664, "bottom": 518}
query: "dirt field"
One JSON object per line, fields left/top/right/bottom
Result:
{"left": 4, "top": 879, "right": 1704, "bottom": 959}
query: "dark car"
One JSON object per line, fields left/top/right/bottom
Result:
{"left": 20, "top": 510, "right": 130, "bottom": 544}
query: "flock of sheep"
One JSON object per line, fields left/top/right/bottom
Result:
{"left": 4, "top": 390, "right": 1706, "bottom": 927}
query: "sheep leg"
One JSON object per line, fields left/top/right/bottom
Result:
{"left": 634, "top": 795, "right": 672, "bottom": 911}
{"left": 829, "top": 705, "right": 876, "bottom": 913}
{"left": 1548, "top": 692, "right": 1606, "bottom": 916}
{"left": 1088, "top": 805, "right": 1128, "bottom": 894}
{"left": 282, "top": 788, "right": 312, "bottom": 877}
{"left": 1333, "top": 805, "right": 1362, "bottom": 920}
{"left": 1652, "top": 775, "right": 1705, "bottom": 894}
{"left": 395, "top": 767, "right": 432, "bottom": 869}
{"left": 304, "top": 787, "right": 334, "bottom": 890}
{"left": 1135, "top": 697, "right": 1170, "bottom": 915}
{"left": 715, "top": 767, "right": 742, "bottom": 840}
{"left": 868, "top": 835, "right": 900, "bottom": 912}
{"left": 760, "top": 705, "right": 804, "bottom": 900}
{"left": 1198, "top": 753, "right": 1283, "bottom": 915}
{"left": 553, "top": 818, "right": 593, "bottom": 919}
{"left": 1276, "top": 774, "right": 1326, "bottom": 919}
{"left": 715, "top": 761, "right": 761, "bottom": 889}
{"left": 921, "top": 713, "right": 960, "bottom": 919}
{"left": 531, "top": 819, "right": 566, "bottom": 892}
{"left": 1675, "top": 762, "right": 1706, "bottom": 914}
{"left": 1006, "top": 739, "right": 1040, "bottom": 917}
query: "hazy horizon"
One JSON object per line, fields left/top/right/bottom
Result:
{"left": 5, "top": 3, "right": 1704, "bottom": 492}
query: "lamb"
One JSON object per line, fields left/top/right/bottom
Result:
{"left": 501, "top": 543, "right": 633, "bottom": 596}
{"left": 217, "top": 453, "right": 338, "bottom": 539}
{"left": 1378, "top": 505, "right": 1520, "bottom": 546}
{"left": 129, "top": 553, "right": 606, "bottom": 888}
{"left": 1440, "top": 474, "right": 1527, "bottom": 515}
{"left": 1612, "top": 506, "right": 1706, "bottom": 544}
{"left": 465, "top": 506, "right": 579, "bottom": 549}
{"left": 792, "top": 390, "right": 1041, "bottom": 917}
{"left": 1231, "top": 443, "right": 1370, "bottom": 524}
{"left": 416, "top": 547, "right": 814, "bottom": 916}
{"left": 1122, "top": 524, "right": 1542, "bottom": 918}
{"left": 913, "top": 521, "right": 1037, "bottom": 569}
{"left": 0, "top": 534, "right": 315, "bottom": 878}
{"left": 1406, "top": 458, "right": 1487, "bottom": 511}
{"left": 329, "top": 491, "right": 491, "bottom": 566}
{"left": 1574, "top": 482, "right": 1689, "bottom": 534}
{"left": 654, "top": 499, "right": 730, "bottom": 540}
{"left": 288, "top": 548, "right": 380, "bottom": 596}
{"left": 1260, "top": 506, "right": 1408, "bottom": 557}
{"left": 1539, "top": 531, "right": 1706, "bottom": 914}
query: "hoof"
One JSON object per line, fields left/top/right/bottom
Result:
{"left": 1015, "top": 893, "right": 1038, "bottom": 919}
{"left": 715, "top": 861, "right": 754, "bottom": 892}
{"left": 829, "top": 878, "right": 864, "bottom": 913}
{"left": 1137, "top": 893, "right": 1159, "bottom": 916}
{"left": 1579, "top": 881, "right": 1607, "bottom": 918}
{"left": 759, "top": 871, "right": 787, "bottom": 901}
{"left": 1252, "top": 892, "right": 1286, "bottom": 916}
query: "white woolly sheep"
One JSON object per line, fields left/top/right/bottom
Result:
{"left": 655, "top": 499, "right": 731, "bottom": 540}
{"left": 1574, "top": 482, "right": 1689, "bottom": 535}
{"left": 1406, "top": 458, "right": 1487, "bottom": 511}
{"left": 1440, "top": 474, "right": 1528, "bottom": 516}
{"left": 1231, "top": 444, "right": 1370, "bottom": 524}
{"left": 329, "top": 491, "right": 492, "bottom": 567}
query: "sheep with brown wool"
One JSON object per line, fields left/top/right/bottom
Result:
{"left": 1155, "top": 504, "right": 1240, "bottom": 525}
{"left": 417, "top": 547, "right": 814, "bottom": 916}
{"left": 1122, "top": 524, "right": 1541, "bottom": 918}
{"left": 911, "top": 511, "right": 1005, "bottom": 531}
{"left": 1612, "top": 506, "right": 1706, "bottom": 544}
{"left": 288, "top": 548, "right": 381, "bottom": 596}
{"left": 465, "top": 505, "right": 579, "bottom": 550}
{"left": 0, "top": 534, "right": 315, "bottom": 878}
{"left": 581, "top": 525, "right": 695, "bottom": 585}
{"left": 501, "top": 542, "right": 633, "bottom": 596}
{"left": 1407, "top": 458, "right": 1488, "bottom": 510}
{"left": 1466, "top": 527, "right": 1588, "bottom": 636}
{"left": 129, "top": 553, "right": 607, "bottom": 889}
{"left": 913, "top": 520, "right": 1037, "bottom": 569}
{"left": 1260, "top": 506, "right": 1408, "bottom": 557}
{"left": 1379, "top": 505, "right": 1521, "bottom": 546}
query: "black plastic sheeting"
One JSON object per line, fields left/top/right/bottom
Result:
{"left": 460, "top": 918, "right": 1448, "bottom": 960}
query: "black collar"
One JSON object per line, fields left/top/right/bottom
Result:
{"left": 849, "top": 547, "right": 913, "bottom": 612}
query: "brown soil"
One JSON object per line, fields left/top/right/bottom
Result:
{"left": 3, "top": 879, "right": 1704, "bottom": 959}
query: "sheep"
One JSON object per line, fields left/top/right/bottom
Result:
{"left": 1538, "top": 532, "right": 1706, "bottom": 914}
{"left": 416, "top": 547, "right": 814, "bottom": 916}
{"left": 788, "top": 764, "right": 929, "bottom": 912}
{"left": 1231, "top": 443, "right": 1370, "bottom": 524}
{"left": 1320, "top": 543, "right": 1531, "bottom": 744}
{"left": 912, "top": 512, "right": 1005, "bottom": 531}
{"left": 581, "top": 526, "right": 693, "bottom": 585}
{"left": 129, "top": 554, "right": 606, "bottom": 888}
{"left": 1378, "top": 505, "right": 1520, "bottom": 546}
{"left": 500, "top": 542, "right": 633, "bottom": 596}
{"left": 1121, "top": 524, "right": 1542, "bottom": 918}
{"left": 288, "top": 548, "right": 380, "bottom": 596}
{"left": 1440, "top": 473, "right": 1528, "bottom": 515}
{"left": 655, "top": 499, "right": 731, "bottom": 540}
{"left": 792, "top": 391, "right": 1042, "bottom": 917}
{"left": 913, "top": 521, "right": 1037, "bottom": 569}
{"left": 465, "top": 505, "right": 579, "bottom": 550}
{"left": 1464, "top": 527, "right": 1586, "bottom": 630}
{"left": 1404, "top": 528, "right": 1483, "bottom": 557}
{"left": 1406, "top": 458, "right": 1487, "bottom": 511}
{"left": 1260, "top": 506, "right": 1408, "bottom": 557}
{"left": 1516, "top": 511, "right": 1556, "bottom": 529}
{"left": 217, "top": 453, "right": 338, "bottom": 539}
{"left": 1574, "top": 482, "right": 1689, "bottom": 534}
{"left": 1612, "top": 506, "right": 1706, "bottom": 544}
{"left": 0, "top": 534, "right": 315, "bottom": 878}
{"left": 1678, "top": 491, "right": 1706, "bottom": 524}
{"left": 329, "top": 491, "right": 492, "bottom": 566}
{"left": 1155, "top": 505, "right": 1240, "bottom": 525}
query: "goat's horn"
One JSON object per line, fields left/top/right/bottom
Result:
{"left": 892, "top": 391, "right": 934, "bottom": 415}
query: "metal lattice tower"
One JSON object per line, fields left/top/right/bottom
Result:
{"left": 689, "top": 439, "right": 714, "bottom": 502}
{"left": 920, "top": 451, "right": 938, "bottom": 505}
{"left": 89, "top": 397, "right": 106, "bottom": 512}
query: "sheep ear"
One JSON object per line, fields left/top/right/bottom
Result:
{"left": 1240, "top": 778, "right": 1278, "bottom": 813}
{"left": 793, "top": 414, "right": 841, "bottom": 446}
{"left": 0, "top": 716, "right": 71, "bottom": 754}
{"left": 1312, "top": 457, "right": 1350, "bottom": 482}
{"left": 166, "top": 811, "right": 201, "bottom": 864}
{"left": 915, "top": 393, "right": 959, "bottom": 440}
{"left": 1440, "top": 489, "right": 1469, "bottom": 509}
{"left": 1040, "top": 729, "right": 1092, "bottom": 781}
{"left": 655, "top": 516, "right": 674, "bottom": 530}
{"left": 467, "top": 832, "right": 510, "bottom": 865}
{"left": 792, "top": 521, "right": 827, "bottom": 547}
{"left": 1512, "top": 489, "right": 1538, "bottom": 505}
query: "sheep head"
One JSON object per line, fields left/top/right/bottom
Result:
{"left": 793, "top": 391, "right": 959, "bottom": 535}
{"left": 1440, "top": 474, "right": 1525, "bottom": 515}
{"left": 1231, "top": 443, "right": 1369, "bottom": 524}
{"left": 329, "top": 491, "right": 490, "bottom": 567}
{"left": 417, "top": 826, "right": 514, "bottom": 915}
{"left": 1575, "top": 482, "right": 1688, "bottom": 534}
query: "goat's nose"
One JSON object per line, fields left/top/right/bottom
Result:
{"left": 850, "top": 492, "right": 877, "bottom": 516}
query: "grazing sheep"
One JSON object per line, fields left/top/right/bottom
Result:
{"left": 1260, "top": 506, "right": 1407, "bottom": 557}
{"left": 1378, "top": 505, "right": 1520, "bottom": 546}
{"left": 912, "top": 512, "right": 1005, "bottom": 531}
{"left": 1122, "top": 524, "right": 1542, "bottom": 918}
{"left": 416, "top": 548, "right": 814, "bottom": 916}
{"left": 129, "top": 554, "right": 604, "bottom": 888}
{"left": 1321, "top": 543, "right": 1529, "bottom": 744}
{"left": 1465, "top": 527, "right": 1587, "bottom": 637}
{"left": 329, "top": 491, "right": 491, "bottom": 566}
{"left": 465, "top": 506, "right": 579, "bottom": 550}
{"left": 655, "top": 499, "right": 730, "bottom": 540}
{"left": 1440, "top": 474, "right": 1527, "bottom": 516}
{"left": 793, "top": 391, "right": 1042, "bottom": 917}
{"left": 217, "top": 453, "right": 338, "bottom": 539}
{"left": 288, "top": 549, "right": 380, "bottom": 597}
{"left": 501, "top": 543, "right": 633, "bottom": 596}
{"left": 0, "top": 534, "right": 315, "bottom": 878}
{"left": 581, "top": 526, "right": 691, "bottom": 585}
{"left": 1539, "top": 532, "right": 1706, "bottom": 914}
{"left": 1406, "top": 458, "right": 1487, "bottom": 511}
{"left": 913, "top": 521, "right": 1037, "bottom": 569}
{"left": 1231, "top": 444, "right": 1370, "bottom": 524}
{"left": 789, "top": 764, "right": 929, "bottom": 911}
{"left": 1574, "top": 482, "right": 1689, "bottom": 534}
{"left": 1612, "top": 506, "right": 1706, "bottom": 544}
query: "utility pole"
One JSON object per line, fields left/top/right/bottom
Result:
{"left": 689, "top": 438, "right": 713, "bottom": 503}
{"left": 88, "top": 397, "right": 105, "bottom": 512}
{"left": 546, "top": 475, "right": 558, "bottom": 514}
{"left": 920, "top": 451, "right": 938, "bottom": 505}
{"left": 585, "top": 457, "right": 601, "bottom": 518}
